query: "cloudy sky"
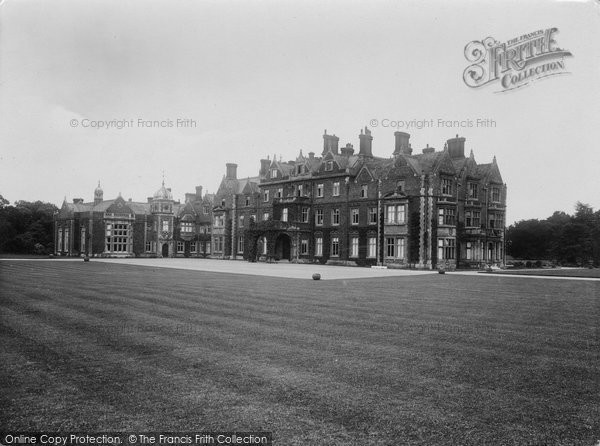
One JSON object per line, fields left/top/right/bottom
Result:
{"left": 1, "top": 0, "right": 598, "bottom": 224}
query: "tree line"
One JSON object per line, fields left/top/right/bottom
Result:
{"left": 0, "top": 196, "right": 58, "bottom": 254}
{"left": 506, "top": 202, "right": 600, "bottom": 266}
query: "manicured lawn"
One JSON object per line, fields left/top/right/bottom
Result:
{"left": 490, "top": 268, "right": 600, "bottom": 279}
{"left": 1, "top": 261, "right": 598, "bottom": 445}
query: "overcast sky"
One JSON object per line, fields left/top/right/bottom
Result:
{"left": 1, "top": 0, "right": 599, "bottom": 224}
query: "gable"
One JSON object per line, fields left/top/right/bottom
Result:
{"left": 105, "top": 197, "right": 134, "bottom": 215}
{"left": 356, "top": 166, "right": 374, "bottom": 183}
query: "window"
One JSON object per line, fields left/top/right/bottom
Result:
{"left": 396, "top": 238, "right": 405, "bottom": 259}
{"left": 315, "top": 209, "right": 323, "bottom": 226}
{"left": 297, "top": 184, "right": 303, "bottom": 197}
{"left": 106, "top": 223, "right": 129, "bottom": 253}
{"left": 213, "top": 215, "right": 224, "bottom": 227}
{"left": 282, "top": 208, "right": 288, "bottom": 222}
{"left": 300, "top": 239, "right": 308, "bottom": 255}
{"left": 332, "top": 208, "right": 340, "bottom": 225}
{"left": 333, "top": 182, "right": 340, "bottom": 196}
{"left": 263, "top": 190, "right": 270, "bottom": 202}
{"left": 250, "top": 214, "right": 256, "bottom": 224}
{"left": 351, "top": 208, "right": 359, "bottom": 225}
{"left": 438, "top": 238, "right": 456, "bottom": 260}
{"left": 367, "top": 237, "right": 377, "bottom": 258}
{"left": 316, "top": 184, "right": 324, "bottom": 198}
{"left": 145, "top": 241, "right": 152, "bottom": 252}
{"left": 315, "top": 237, "right": 323, "bottom": 256}
{"left": 361, "top": 185, "right": 368, "bottom": 198}
{"left": 466, "top": 242, "right": 472, "bottom": 260}
{"left": 239, "top": 215, "right": 244, "bottom": 228}
{"left": 180, "top": 221, "right": 193, "bottom": 233}
{"left": 162, "top": 220, "right": 170, "bottom": 231}
{"left": 438, "top": 208, "right": 456, "bottom": 226}
{"left": 245, "top": 196, "right": 250, "bottom": 206}
{"left": 442, "top": 178, "right": 453, "bottom": 195}
{"left": 301, "top": 207, "right": 309, "bottom": 223}
{"left": 396, "top": 180, "right": 405, "bottom": 193}
{"left": 205, "top": 243, "right": 211, "bottom": 254}
{"left": 214, "top": 236, "right": 223, "bottom": 253}
{"left": 237, "top": 235, "right": 244, "bottom": 254}
{"left": 331, "top": 237, "right": 339, "bottom": 256}
{"left": 489, "top": 212, "right": 503, "bottom": 229}
{"left": 80, "top": 228, "right": 86, "bottom": 253}
{"left": 263, "top": 212, "right": 269, "bottom": 221}
{"left": 385, "top": 237, "right": 405, "bottom": 259}
{"left": 350, "top": 237, "right": 359, "bottom": 258}
{"left": 262, "top": 237, "right": 267, "bottom": 255}
{"left": 468, "top": 182, "right": 479, "bottom": 199}
{"left": 466, "top": 210, "right": 481, "bottom": 227}
{"left": 177, "top": 241, "right": 184, "bottom": 253}
{"left": 271, "top": 169, "right": 278, "bottom": 179}
{"left": 491, "top": 186, "right": 501, "bottom": 202}
{"left": 386, "top": 237, "right": 395, "bottom": 257}
{"left": 326, "top": 161, "right": 334, "bottom": 171}
{"left": 369, "top": 207, "right": 378, "bottom": 224}
{"left": 276, "top": 188, "right": 283, "bottom": 198}
{"left": 385, "top": 204, "right": 406, "bottom": 224}
{"left": 57, "top": 228, "right": 63, "bottom": 253}
{"left": 190, "top": 241, "right": 197, "bottom": 253}
{"left": 203, "top": 206, "right": 209, "bottom": 214}
{"left": 64, "top": 228, "right": 70, "bottom": 253}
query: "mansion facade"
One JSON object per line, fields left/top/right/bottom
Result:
{"left": 212, "top": 128, "right": 506, "bottom": 269}
{"left": 54, "top": 183, "right": 214, "bottom": 258}
{"left": 55, "top": 128, "right": 506, "bottom": 269}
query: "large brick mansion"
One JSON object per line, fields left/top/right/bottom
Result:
{"left": 54, "top": 128, "right": 506, "bottom": 269}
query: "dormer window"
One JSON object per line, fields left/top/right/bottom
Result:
{"left": 396, "top": 180, "right": 405, "bottom": 193}
{"left": 326, "top": 161, "right": 334, "bottom": 171}
{"left": 441, "top": 178, "right": 453, "bottom": 196}
{"left": 468, "top": 182, "right": 479, "bottom": 199}
{"left": 271, "top": 169, "right": 278, "bottom": 179}
{"left": 491, "top": 186, "right": 501, "bottom": 202}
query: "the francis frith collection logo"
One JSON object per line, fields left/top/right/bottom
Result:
{"left": 463, "top": 27, "right": 572, "bottom": 92}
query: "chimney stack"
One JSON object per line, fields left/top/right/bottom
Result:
{"left": 422, "top": 144, "right": 435, "bottom": 154}
{"left": 195, "top": 186, "right": 203, "bottom": 198}
{"left": 260, "top": 158, "right": 271, "bottom": 177}
{"left": 226, "top": 163, "right": 238, "bottom": 180}
{"left": 447, "top": 135, "right": 466, "bottom": 159}
{"left": 393, "top": 131, "right": 412, "bottom": 156}
{"left": 73, "top": 198, "right": 84, "bottom": 204}
{"left": 341, "top": 143, "right": 354, "bottom": 157}
{"left": 358, "top": 127, "right": 373, "bottom": 157}
{"left": 322, "top": 130, "right": 339, "bottom": 155}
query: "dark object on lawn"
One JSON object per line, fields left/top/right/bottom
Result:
{"left": 312, "top": 273, "right": 321, "bottom": 280}
{"left": 84, "top": 256, "right": 90, "bottom": 262}
{"left": 438, "top": 269, "right": 445, "bottom": 274}
{"left": 48, "top": 254, "right": 54, "bottom": 259}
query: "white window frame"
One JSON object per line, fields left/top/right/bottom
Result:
{"left": 333, "top": 182, "right": 340, "bottom": 197}
{"left": 350, "top": 237, "right": 359, "bottom": 258}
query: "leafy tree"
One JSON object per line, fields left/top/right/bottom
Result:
{"left": 507, "top": 202, "right": 600, "bottom": 266}
{"left": 0, "top": 198, "right": 58, "bottom": 254}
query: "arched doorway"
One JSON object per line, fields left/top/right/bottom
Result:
{"left": 162, "top": 243, "right": 169, "bottom": 257}
{"left": 274, "top": 233, "right": 291, "bottom": 261}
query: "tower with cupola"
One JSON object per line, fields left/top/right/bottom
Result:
{"left": 152, "top": 180, "right": 175, "bottom": 257}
